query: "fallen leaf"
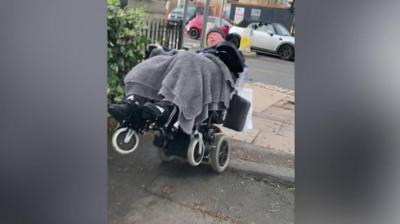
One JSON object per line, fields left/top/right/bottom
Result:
{"left": 266, "top": 209, "right": 280, "bottom": 213}
{"left": 162, "top": 185, "right": 174, "bottom": 194}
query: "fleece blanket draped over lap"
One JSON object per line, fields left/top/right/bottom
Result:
{"left": 124, "top": 50, "right": 234, "bottom": 134}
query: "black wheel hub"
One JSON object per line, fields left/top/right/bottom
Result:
{"left": 190, "top": 30, "right": 198, "bottom": 38}
{"left": 218, "top": 141, "right": 228, "bottom": 166}
{"left": 116, "top": 130, "right": 137, "bottom": 151}
{"left": 193, "top": 144, "right": 203, "bottom": 163}
{"left": 279, "top": 46, "right": 292, "bottom": 59}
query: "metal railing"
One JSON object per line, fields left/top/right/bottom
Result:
{"left": 143, "top": 19, "right": 184, "bottom": 51}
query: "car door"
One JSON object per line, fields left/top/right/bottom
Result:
{"left": 250, "top": 23, "right": 280, "bottom": 52}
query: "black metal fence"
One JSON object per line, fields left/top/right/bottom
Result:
{"left": 143, "top": 19, "right": 184, "bottom": 51}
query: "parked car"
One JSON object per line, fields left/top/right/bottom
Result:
{"left": 167, "top": 6, "right": 197, "bottom": 26}
{"left": 185, "top": 15, "right": 232, "bottom": 39}
{"left": 229, "top": 21, "right": 295, "bottom": 60}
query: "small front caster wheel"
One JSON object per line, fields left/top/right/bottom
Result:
{"left": 111, "top": 128, "right": 139, "bottom": 154}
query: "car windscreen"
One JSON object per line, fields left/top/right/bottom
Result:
{"left": 274, "top": 23, "right": 291, "bottom": 36}
{"left": 237, "top": 20, "right": 259, "bottom": 28}
{"left": 172, "top": 8, "right": 183, "bottom": 14}
{"left": 187, "top": 7, "right": 196, "bottom": 14}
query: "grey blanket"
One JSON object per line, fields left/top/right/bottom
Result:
{"left": 124, "top": 49, "right": 234, "bottom": 134}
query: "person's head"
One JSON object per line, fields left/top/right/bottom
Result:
{"left": 206, "top": 28, "right": 226, "bottom": 47}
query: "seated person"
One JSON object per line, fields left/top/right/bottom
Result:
{"left": 109, "top": 28, "right": 245, "bottom": 135}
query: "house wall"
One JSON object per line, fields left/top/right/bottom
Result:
{"left": 128, "top": 0, "right": 178, "bottom": 18}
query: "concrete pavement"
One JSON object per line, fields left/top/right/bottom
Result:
{"left": 108, "top": 133, "right": 294, "bottom": 224}
{"left": 220, "top": 81, "right": 295, "bottom": 183}
{"left": 224, "top": 82, "right": 294, "bottom": 156}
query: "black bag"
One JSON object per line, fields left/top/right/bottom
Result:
{"left": 223, "top": 93, "right": 251, "bottom": 132}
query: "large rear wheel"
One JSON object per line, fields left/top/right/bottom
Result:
{"left": 187, "top": 137, "right": 205, "bottom": 166}
{"left": 210, "top": 133, "right": 230, "bottom": 173}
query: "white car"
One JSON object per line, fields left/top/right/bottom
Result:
{"left": 229, "top": 21, "right": 295, "bottom": 60}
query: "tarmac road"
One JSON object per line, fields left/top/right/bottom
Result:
{"left": 108, "top": 132, "right": 294, "bottom": 224}
{"left": 245, "top": 54, "right": 294, "bottom": 90}
{"left": 182, "top": 37, "right": 295, "bottom": 90}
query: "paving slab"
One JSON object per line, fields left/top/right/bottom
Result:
{"left": 243, "top": 83, "right": 288, "bottom": 113}
{"left": 221, "top": 126, "right": 260, "bottom": 143}
{"left": 255, "top": 102, "right": 295, "bottom": 126}
{"left": 251, "top": 115, "right": 294, "bottom": 155}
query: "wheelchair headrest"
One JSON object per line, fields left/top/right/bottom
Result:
{"left": 226, "top": 33, "right": 242, "bottom": 49}
{"left": 216, "top": 41, "right": 245, "bottom": 73}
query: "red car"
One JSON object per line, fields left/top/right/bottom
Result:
{"left": 185, "top": 15, "right": 232, "bottom": 39}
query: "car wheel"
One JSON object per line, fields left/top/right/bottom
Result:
{"left": 189, "top": 28, "right": 199, "bottom": 39}
{"left": 278, "top": 44, "right": 294, "bottom": 60}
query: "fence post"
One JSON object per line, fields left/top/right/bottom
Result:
{"left": 173, "top": 23, "right": 178, "bottom": 48}
{"left": 200, "top": 0, "right": 211, "bottom": 49}
{"left": 161, "top": 19, "right": 165, "bottom": 46}
{"left": 152, "top": 20, "right": 156, "bottom": 43}
{"left": 179, "top": 0, "right": 189, "bottom": 49}
{"left": 178, "top": 21, "right": 183, "bottom": 49}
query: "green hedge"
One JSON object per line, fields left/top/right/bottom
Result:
{"left": 107, "top": 0, "right": 148, "bottom": 103}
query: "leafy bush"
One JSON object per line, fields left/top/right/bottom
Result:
{"left": 107, "top": 0, "right": 148, "bottom": 103}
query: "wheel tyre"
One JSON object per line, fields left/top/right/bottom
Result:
{"left": 157, "top": 147, "right": 175, "bottom": 162}
{"left": 189, "top": 28, "right": 199, "bottom": 39}
{"left": 210, "top": 134, "right": 230, "bottom": 173}
{"left": 187, "top": 138, "right": 205, "bottom": 166}
{"left": 112, "top": 128, "right": 140, "bottom": 154}
{"left": 278, "top": 45, "right": 294, "bottom": 60}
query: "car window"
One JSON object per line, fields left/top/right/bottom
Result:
{"left": 208, "top": 17, "right": 216, "bottom": 23}
{"left": 187, "top": 7, "right": 196, "bottom": 15}
{"left": 255, "top": 24, "right": 275, "bottom": 34}
{"left": 173, "top": 8, "right": 183, "bottom": 13}
{"left": 274, "top": 23, "right": 291, "bottom": 36}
